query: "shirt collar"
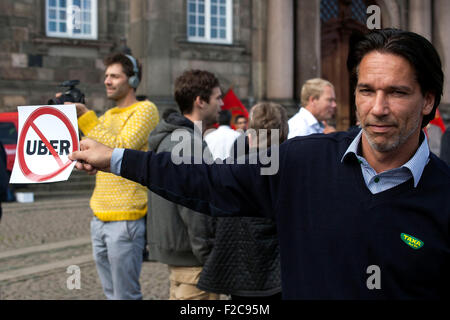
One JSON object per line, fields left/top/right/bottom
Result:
{"left": 341, "top": 130, "right": 363, "bottom": 163}
{"left": 299, "top": 107, "right": 321, "bottom": 128}
{"left": 341, "top": 130, "right": 430, "bottom": 187}
{"left": 402, "top": 133, "right": 430, "bottom": 187}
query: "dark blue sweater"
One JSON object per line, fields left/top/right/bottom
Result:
{"left": 121, "top": 131, "right": 450, "bottom": 299}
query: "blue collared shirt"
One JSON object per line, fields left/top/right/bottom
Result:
{"left": 341, "top": 130, "right": 430, "bottom": 194}
{"left": 112, "top": 130, "right": 430, "bottom": 195}
{"left": 111, "top": 148, "right": 125, "bottom": 176}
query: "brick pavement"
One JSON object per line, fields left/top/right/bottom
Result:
{"left": 0, "top": 195, "right": 171, "bottom": 300}
{"left": 0, "top": 197, "right": 92, "bottom": 251}
{"left": 0, "top": 259, "right": 170, "bottom": 300}
{"left": 0, "top": 194, "right": 230, "bottom": 300}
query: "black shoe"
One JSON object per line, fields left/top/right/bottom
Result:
{"left": 143, "top": 245, "right": 150, "bottom": 262}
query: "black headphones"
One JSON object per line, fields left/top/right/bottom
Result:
{"left": 125, "top": 54, "right": 140, "bottom": 89}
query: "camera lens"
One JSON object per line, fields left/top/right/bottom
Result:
{"left": 47, "top": 97, "right": 62, "bottom": 105}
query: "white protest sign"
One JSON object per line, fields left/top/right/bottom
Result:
{"left": 10, "top": 105, "right": 79, "bottom": 184}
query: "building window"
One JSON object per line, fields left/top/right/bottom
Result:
{"left": 351, "top": 0, "right": 369, "bottom": 25}
{"left": 187, "top": 0, "right": 233, "bottom": 44}
{"left": 320, "top": 0, "right": 339, "bottom": 23}
{"left": 46, "top": 0, "right": 98, "bottom": 40}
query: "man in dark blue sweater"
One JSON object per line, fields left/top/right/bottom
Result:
{"left": 70, "top": 29, "right": 450, "bottom": 299}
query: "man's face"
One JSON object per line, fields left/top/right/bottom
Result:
{"left": 201, "top": 86, "right": 223, "bottom": 124}
{"left": 235, "top": 117, "right": 248, "bottom": 130}
{"left": 104, "top": 63, "right": 131, "bottom": 101}
{"left": 355, "top": 51, "right": 434, "bottom": 153}
{"left": 311, "top": 85, "right": 337, "bottom": 122}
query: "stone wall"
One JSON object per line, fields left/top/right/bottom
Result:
{"left": 0, "top": 0, "right": 130, "bottom": 114}
{"left": 1, "top": 0, "right": 449, "bottom": 127}
{"left": 128, "top": 0, "right": 254, "bottom": 114}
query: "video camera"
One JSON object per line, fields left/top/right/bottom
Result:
{"left": 48, "top": 80, "right": 85, "bottom": 105}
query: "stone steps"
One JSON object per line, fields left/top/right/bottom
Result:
{"left": 12, "top": 169, "right": 95, "bottom": 200}
{"left": 0, "top": 237, "right": 93, "bottom": 280}
{"left": 26, "top": 189, "right": 94, "bottom": 201}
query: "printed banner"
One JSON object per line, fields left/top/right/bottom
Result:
{"left": 10, "top": 105, "right": 79, "bottom": 184}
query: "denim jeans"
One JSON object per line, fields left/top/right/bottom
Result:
{"left": 91, "top": 216, "right": 145, "bottom": 300}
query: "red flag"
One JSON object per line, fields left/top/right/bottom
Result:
{"left": 221, "top": 88, "right": 249, "bottom": 130}
{"left": 429, "top": 109, "right": 446, "bottom": 133}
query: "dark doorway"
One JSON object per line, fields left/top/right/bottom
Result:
{"left": 320, "top": 0, "right": 377, "bottom": 130}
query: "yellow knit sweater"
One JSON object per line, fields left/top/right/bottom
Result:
{"left": 78, "top": 100, "right": 159, "bottom": 221}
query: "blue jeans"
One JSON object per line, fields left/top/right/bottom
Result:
{"left": 91, "top": 216, "right": 145, "bottom": 300}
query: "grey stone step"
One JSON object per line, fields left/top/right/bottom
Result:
{"left": 16, "top": 180, "right": 95, "bottom": 192}
{"left": 0, "top": 237, "right": 92, "bottom": 260}
{"left": 0, "top": 254, "right": 93, "bottom": 282}
{"left": 12, "top": 170, "right": 95, "bottom": 196}
{"left": 2, "top": 196, "right": 90, "bottom": 212}
{"left": 0, "top": 237, "right": 93, "bottom": 282}
{"left": 27, "top": 190, "right": 94, "bottom": 201}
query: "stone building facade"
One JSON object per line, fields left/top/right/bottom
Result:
{"left": 0, "top": 0, "right": 130, "bottom": 115}
{"left": 0, "top": 0, "right": 449, "bottom": 130}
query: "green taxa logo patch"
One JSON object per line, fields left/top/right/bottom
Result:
{"left": 401, "top": 233, "right": 424, "bottom": 250}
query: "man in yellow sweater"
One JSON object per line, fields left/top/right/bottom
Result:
{"left": 73, "top": 53, "right": 159, "bottom": 299}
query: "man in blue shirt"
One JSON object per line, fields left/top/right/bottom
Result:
{"left": 70, "top": 29, "right": 450, "bottom": 299}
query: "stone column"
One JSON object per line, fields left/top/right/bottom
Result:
{"left": 250, "top": 0, "right": 267, "bottom": 103}
{"left": 408, "top": 0, "right": 432, "bottom": 41}
{"left": 128, "top": 0, "right": 145, "bottom": 53}
{"left": 295, "top": 0, "right": 321, "bottom": 102}
{"left": 128, "top": 0, "right": 172, "bottom": 101}
{"left": 433, "top": 0, "right": 450, "bottom": 122}
{"left": 128, "top": 0, "right": 146, "bottom": 91}
{"left": 129, "top": 0, "right": 144, "bottom": 23}
{"left": 266, "top": 0, "right": 294, "bottom": 100}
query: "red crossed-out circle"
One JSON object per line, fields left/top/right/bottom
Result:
{"left": 17, "top": 106, "right": 79, "bottom": 182}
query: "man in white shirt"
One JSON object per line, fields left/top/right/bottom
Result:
{"left": 205, "top": 109, "right": 241, "bottom": 160}
{"left": 234, "top": 115, "right": 248, "bottom": 131}
{"left": 288, "top": 78, "right": 337, "bottom": 139}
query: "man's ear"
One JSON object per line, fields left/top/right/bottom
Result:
{"left": 308, "top": 95, "right": 318, "bottom": 106}
{"left": 422, "top": 92, "right": 435, "bottom": 116}
{"left": 195, "top": 96, "right": 205, "bottom": 109}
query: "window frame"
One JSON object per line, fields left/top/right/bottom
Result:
{"left": 187, "top": 0, "right": 233, "bottom": 45}
{"left": 45, "top": 0, "right": 98, "bottom": 40}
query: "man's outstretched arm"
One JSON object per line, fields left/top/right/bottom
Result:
{"left": 118, "top": 147, "right": 279, "bottom": 217}
{"left": 69, "top": 138, "right": 113, "bottom": 174}
{"left": 69, "top": 138, "right": 282, "bottom": 219}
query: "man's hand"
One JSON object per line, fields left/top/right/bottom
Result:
{"left": 64, "top": 101, "right": 89, "bottom": 117}
{"left": 55, "top": 92, "right": 89, "bottom": 117}
{"left": 71, "top": 103, "right": 89, "bottom": 117}
{"left": 322, "top": 121, "right": 337, "bottom": 134}
{"left": 69, "top": 138, "right": 113, "bottom": 174}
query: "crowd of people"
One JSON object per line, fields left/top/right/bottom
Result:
{"left": 46, "top": 28, "right": 449, "bottom": 300}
